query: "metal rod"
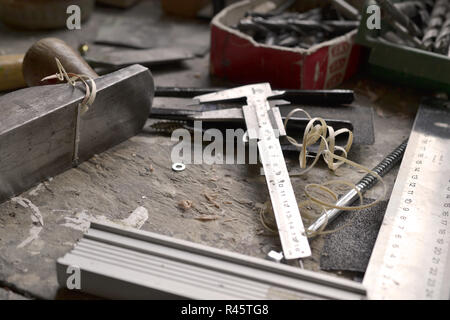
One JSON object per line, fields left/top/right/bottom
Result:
{"left": 422, "top": 0, "right": 448, "bottom": 50}
{"left": 434, "top": 10, "right": 450, "bottom": 54}
{"left": 330, "top": 0, "right": 361, "bottom": 20}
{"left": 307, "top": 139, "right": 408, "bottom": 234}
{"left": 376, "top": 0, "right": 423, "bottom": 38}
{"left": 155, "top": 86, "right": 355, "bottom": 105}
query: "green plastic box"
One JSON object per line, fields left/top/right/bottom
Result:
{"left": 355, "top": 0, "right": 450, "bottom": 93}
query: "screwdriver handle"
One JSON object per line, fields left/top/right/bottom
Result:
{"left": 0, "top": 54, "right": 26, "bottom": 92}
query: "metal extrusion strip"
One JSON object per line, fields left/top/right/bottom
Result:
{"left": 57, "top": 222, "right": 366, "bottom": 300}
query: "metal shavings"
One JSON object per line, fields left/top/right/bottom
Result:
{"left": 194, "top": 215, "right": 219, "bottom": 221}
{"left": 204, "top": 193, "right": 220, "bottom": 209}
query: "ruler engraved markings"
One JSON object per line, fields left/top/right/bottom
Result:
{"left": 376, "top": 135, "right": 450, "bottom": 299}
{"left": 252, "top": 94, "right": 310, "bottom": 259}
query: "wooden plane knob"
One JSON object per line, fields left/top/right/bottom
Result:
{"left": 22, "top": 37, "right": 98, "bottom": 87}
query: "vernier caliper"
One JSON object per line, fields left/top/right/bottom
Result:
{"left": 195, "top": 83, "right": 311, "bottom": 259}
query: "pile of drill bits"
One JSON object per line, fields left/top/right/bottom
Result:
{"left": 427, "top": 0, "right": 450, "bottom": 54}
{"left": 234, "top": 5, "right": 359, "bottom": 49}
{"left": 377, "top": 0, "right": 450, "bottom": 57}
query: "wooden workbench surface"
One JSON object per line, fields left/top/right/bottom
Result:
{"left": 0, "top": 0, "right": 422, "bottom": 299}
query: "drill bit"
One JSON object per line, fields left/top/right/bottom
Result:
{"left": 380, "top": 30, "right": 415, "bottom": 47}
{"left": 307, "top": 139, "right": 408, "bottom": 235}
{"left": 394, "top": 1, "right": 424, "bottom": 19}
{"left": 330, "top": 0, "right": 360, "bottom": 20}
{"left": 391, "top": 20, "right": 425, "bottom": 49}
{"left": 376, "top": 0, "right": 423, "bottom": 38}
{"left": 422, "top": 0, "right": 448, "bottom": 50}
{"left": 434, "top": 10, "right": 450, "bottom": 54}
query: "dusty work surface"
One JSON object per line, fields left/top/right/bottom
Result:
{"left": 0, "top": 0, "right": 423, "bottom": 299}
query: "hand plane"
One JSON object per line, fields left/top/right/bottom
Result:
{"left": 0, "top": 38, "right": 154, "bottom": 203}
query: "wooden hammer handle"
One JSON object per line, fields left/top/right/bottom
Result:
{"left": 0, "top": 54, "right": 27, "bottom": 91}
{"left": 22, "top": 38, "right": 98, "bottom": 87}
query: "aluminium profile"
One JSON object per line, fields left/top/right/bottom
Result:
{"left": 56, "top": 222, "right": 366, "bottom": 300}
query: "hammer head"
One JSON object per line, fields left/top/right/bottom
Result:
{"left": 194, "top": 83, "right": 278, "bottom": 103}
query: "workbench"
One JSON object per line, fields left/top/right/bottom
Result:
{"left": 0, "top": 0, "right": 422, "bottom": 299}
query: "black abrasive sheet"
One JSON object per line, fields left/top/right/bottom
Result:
{"left": 319, "top": 199, "right": 388, "bottom": 273}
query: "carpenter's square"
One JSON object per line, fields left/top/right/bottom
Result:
{"left": 364, "top": 98, "right": 450, "bottom": 299}
{"left": 195, "top": 83, "right": 311, "bottom": 259}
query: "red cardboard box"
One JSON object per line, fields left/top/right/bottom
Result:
{"left": 210, "top": 0, "right": 363, "bottom": 89}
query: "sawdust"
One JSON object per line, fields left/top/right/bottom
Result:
{"left": 194, "top": 215, "right": 219, "bottom": 221}
{"left": 178, "top": 200, "right": 193, "bottom": 211}
{"left": 204, "top": 193, "right": 220, "bottom": 209}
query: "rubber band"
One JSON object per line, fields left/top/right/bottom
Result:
{"left": 260, "top": 108, "right": 386, "bottom": 237}
{"left": 41, "top": 58, "right": 97, "bottom": 115}
{"left": 41, "top": 58, "right": 97, "bottom": 165}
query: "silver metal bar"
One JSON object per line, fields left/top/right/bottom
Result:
{"left": 56, "top": 222, "right": 366, "bottom": 300}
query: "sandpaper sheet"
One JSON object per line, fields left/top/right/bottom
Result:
{"left": 319, "top": 198, "right": 388, "bottom": 273}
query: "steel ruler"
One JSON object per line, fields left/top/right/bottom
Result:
{"left": 195, "top": 83, "right": 311, "bottom": 259}
{"left": 364, "top": 98, "right": 450, "bottom": 299}
{"left": 252, "top": 97, "right": 311, "bottom": 260}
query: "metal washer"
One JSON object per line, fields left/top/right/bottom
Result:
{"left": 172, "top": 163, "right": 185, "bottom": 172}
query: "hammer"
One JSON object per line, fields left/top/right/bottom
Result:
{"left": 0, "top": 38, "right": 154, "bottom": 203}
